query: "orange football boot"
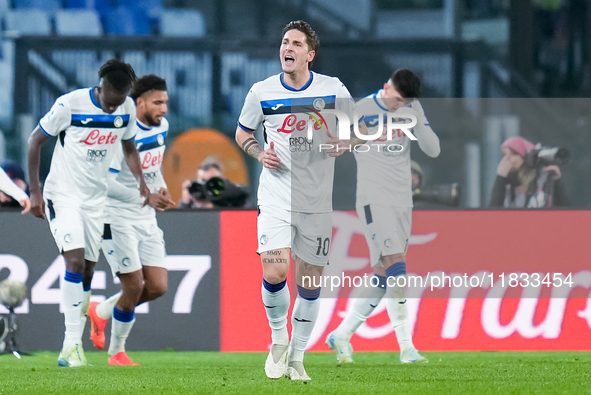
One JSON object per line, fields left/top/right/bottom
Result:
{"left": 108, "top": 352, "right": 140, "bottom": 366}
{"left": 88, "top": 301, "right": 108, "bottom": 350}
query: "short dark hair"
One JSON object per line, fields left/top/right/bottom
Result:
{"left": 131, "top": 75, "right": 167, "bottom": 101}
{"left": 390, "top": 69, "right": 421, "bottom": 99}
{"left": 99, "top": 59, "right": 137, "bottom": 92}
{"left": 282, "top": 20, "right": 319, "bottom": 65}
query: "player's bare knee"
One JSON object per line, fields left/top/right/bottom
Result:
{"left": 381, "top": 253, "right": 406, "bottom": 269}
{"left": 261, "top": 249, "right": 289, "bottom": 283}
{"left": 120, "top": 272, "right": 144, "bottom": 295}
{"left": 263, "top": 269, "right": 288, "bottom": 284}
{"left": 63, "top": 255, "right": 85, "bottom": 273}
{"left": 146, "top": 281, "right": 167, "bottom": 300}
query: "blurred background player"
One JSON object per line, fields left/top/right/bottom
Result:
{"left": 88, "top": 75, "right": 175, "bottom": 366}
{"left": 326, "top": 69, "right": 440, "bottom": 365}
{"left": 235, "top": 20, "right": 366, "bottom": 381}
{"left": 0, "top": 161, "right": 30, "bottom": 214}
{"left": 27, "top": 59, "right": 148, "bottom": 367}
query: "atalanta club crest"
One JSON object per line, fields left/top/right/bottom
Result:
{"left": 114, "top": 116, "right": 124, "bottom": 128}
{"left": 313, "top": 98, "right": 325, "bottom": 111}
{"left": 157, "top": 134, "right": 165, "bottom": 146}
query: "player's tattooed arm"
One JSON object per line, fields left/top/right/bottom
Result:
{"left": 235, "top": 126, "right": 281, "bottom": 169}
{"left": 241, "top": 137, "right": 262, "bottom": 161}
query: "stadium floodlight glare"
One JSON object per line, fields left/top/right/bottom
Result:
{"left": 0, "top": 280, "right": 28, "bottom": 359}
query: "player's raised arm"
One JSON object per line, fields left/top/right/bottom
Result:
{"left": 409, "top": 104, "right": 440, "bottom": 158}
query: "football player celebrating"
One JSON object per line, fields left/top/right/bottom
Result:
{"left": 88, "top": 75, "right": 175, "bottom": 365}
{"left": 27, "top": 59, "right": 148, "bottom": 367}
{"left": 326, "top": 69, "right": 440, "bottom": 364}
{"left": 235, "top": 20, "right": 367, "bottom": 381}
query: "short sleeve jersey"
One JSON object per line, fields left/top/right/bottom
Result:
{"left": 105, "top": 118, "right": 169, "bottom": 224}
{"left": 354, "top": 90, "right": 430, "bottom": 208}
{"left": 238, "top": 71, "right": 355, "bottom": 213}
{"left": 39, "top": 87, "right": 137, "bottom": 208}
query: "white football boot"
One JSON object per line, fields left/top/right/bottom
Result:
{"left": 400, "top": 347, "right": 428, "bottom": 364}
{"left": 57, "top": 344, "right": 88, "bottom": 367}
{"left": 325, "top": 330, "right": 354, "bottom": 363}
{"left": 285, "top": 360, "right": 311, "bottom": 381}
{"left": 264, "top": 344, "right": 288, "bottom": 379}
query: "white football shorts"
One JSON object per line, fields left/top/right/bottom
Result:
{"left": 356, "top": 204, "right": 412, "bottom": 268}
{"left": 257, "top": 205, "right": 332, "bottom": 266}
{"left": 101, "top": 220, "right": 166, "bottom": 277}
{"left": 45, "top": 198, "right": 103, "bottom": 262}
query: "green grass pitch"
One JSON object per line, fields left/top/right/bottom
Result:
{"left": 1, "top": 351, "right": 590, "bottom": 394}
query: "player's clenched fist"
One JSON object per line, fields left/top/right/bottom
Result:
{"left": 259, "top": 141, "right": 281, "bottom": 169}
{"left": 30, "top": 190, "right": 45, "bottom": 219}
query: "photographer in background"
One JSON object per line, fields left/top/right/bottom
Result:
{"left": 179, "top": 155, "right": 248, "bottom": 208}
{"left": 490, "top": 136, "right": 569, "bottom": 208}
{"left": 179, "top": 156, "right": 224, "bottom": 209}
{"left": 411, "top": 161, "right": 460, "bottom": 209}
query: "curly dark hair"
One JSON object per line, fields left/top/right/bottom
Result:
{"left": 282, "top": 20, "right": 319, "bottom": 65}
{"left": 131, "top": 74, "right": 167, "bottom": 101}
{"left": 390, "top": 68, "right": 421, "bottom": 99}
{"left": 99, "top": 59, "right": 137, "bottom": 92}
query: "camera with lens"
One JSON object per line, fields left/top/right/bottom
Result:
{"left": 413, "top": 183, "right": 461, "bottom": 206}
{"left": 525, "top": 144, "right": 570, "bottom": 167}
{"left": 188, "top": 177, "right": 248, "bottom": 207}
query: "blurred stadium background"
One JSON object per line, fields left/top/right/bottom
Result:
{"left": 1, "top": 0, "right": 591, "bottom": 363}
{"left": 1, "top": 0, "right": 591, "bottom": 207}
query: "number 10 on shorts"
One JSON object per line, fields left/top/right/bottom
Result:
{"left": 316, "top": 237, "right": 330, "bottom": 256}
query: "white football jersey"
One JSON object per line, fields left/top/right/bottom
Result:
{"left": 238, "top": 71, "right": 356, "bottom": 213}
{"left": 355, "top": 90, "right": 430, "bottom": 208}
{"left": 105, "top": 118, "right": 168, "bottom": 224}
{"left": 39, "top": 87, "right": 137, "bottom": 208}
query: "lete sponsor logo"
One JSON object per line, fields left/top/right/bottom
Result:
{"left": 142, "top": 150, "right": 164, "bottom": 169}
{"left": 81, "top": 130, "right": 119, "bottom": 145}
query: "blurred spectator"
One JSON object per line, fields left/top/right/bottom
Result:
{"left": 179, "top": 155, "right": 224, "bottom": 209}
{"left": 411, "top": 160, "right": 423, "bottom": 190}
{"left": 489, "top": 136, "right": 569, "bottom": 208}
{"left": 0, "top": 160, "right": 30, "bottom": 214}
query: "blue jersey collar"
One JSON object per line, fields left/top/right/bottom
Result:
{"left": 373, "top": 90, "right": 389, "bottom": 112}
{"left": 280, "top": 70, "right": 313, "bottom": 92}
{"left": 89, "top": 87, "right": 103, "bottom": 111}
{"left": 136, "top": 119, "right": 152, "bottom": 131}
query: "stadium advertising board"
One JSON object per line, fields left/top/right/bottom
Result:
{"left": 220, "top": 210, "right": 591, "bottom": 352}
{"left": 0, "top": 211, "right": 220, "bottom": 352}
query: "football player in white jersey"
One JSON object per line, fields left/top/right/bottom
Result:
{"left": 235, "top": 20, "right": 368, "bottom": 381}
{"left": 326, "top": 69, "right": 440, "bottom": 364}
{"left": 87, "top": 75, "right": 175, "bottom": 366}
{"left": 27, "top": 59, "right": 149, "bottom": 367}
